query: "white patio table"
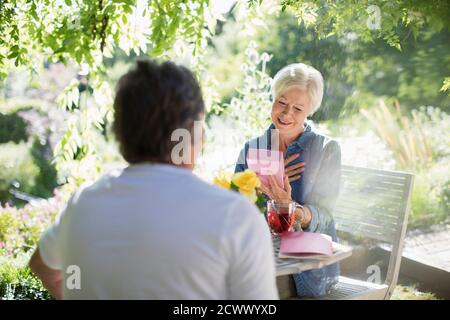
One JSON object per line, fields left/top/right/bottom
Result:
{"left": 273, "top": 235, "right": 353, "bottom": 276}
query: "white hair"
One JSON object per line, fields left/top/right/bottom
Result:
{"left": 271, "top": 63, "right": 324, "bottom": 115}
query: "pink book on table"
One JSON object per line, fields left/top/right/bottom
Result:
{"left": 247, "top": 148, "right": 284, "bottom": 188}
{"left": 280, "top": 232, "right": 333, "bottom": 256}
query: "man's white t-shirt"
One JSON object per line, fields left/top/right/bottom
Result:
{"left": 39, "top": 164, "right": 278, "bottom": 299}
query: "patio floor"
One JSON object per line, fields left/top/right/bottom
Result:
{"left": 403, "top": 224, "right": 450, "bottom": 272}
{"left": 399, "top": 223, "right": 450, "bottom": 299}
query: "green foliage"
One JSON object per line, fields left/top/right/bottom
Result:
{"left": 0, "top": 101, "right": 58, "bottom": 203}
{"left": 255, "top": 192, "right": 268, "bottom": 214}
{"left": 409, "top": 159, "right": 450, "bottom": 229}
{"left": 0, "top": 109, "right": 28, "bottom": 143}
{"left": 222, "top": 41, "right": 272, "bottom": 139}
{"left": 362, "top": 102, "right": 449, "bottom": 172}
{"left": 0, "top": 142, "right": 40, "bottom": 204}
{"left": 360, "top": 101, "right": 433, "bottom": 171}
{"left": 0, "top": 254, "right": 50, "bottom": 300}
{"left": 277, "top": 0, "right": 450, "bottom": 49}
{"left": 440, "top": 180, "right": 450, "bottom": 217}
{"left": 348, "top": 29, "right": 450, "bottom": 113}
{"left": 0, "top": 184, "right": 64, "bottom": 301}
{"left": 30, "top": 137, "right": 59, "bottom": 199}
{"left": 391, "top": 285, "right": 438, "bottom": 300}
{"left": 359, "top": 102, "right": 449, "bottom": 229}
{"left": 0, "top": 0, "right": 448, "bottom": 298}
{"left": 411, "top": 176, "right": 440, "bottom": 229}
{"left": 0, "top": 193, "right": 63, "bottom": 257}
{"left": 52, "top": 78, "right": 112, "bottom": 191}
{"left": 441, "top": 77, "right": 450, "bottom": 94}
{"left": 0, "top": 0, "right": 219, "bottom": 193}
{"left": 0, "top": 0, "right": 215, "bottom": 76}
{"left": 1, "top": 0, "right": 448, "bottom": 194}
{"left": 251, "top": 11, "right": 354, "bottom": 120}
{"left": 209, "top": 4, "right": 450, "bottom": 122}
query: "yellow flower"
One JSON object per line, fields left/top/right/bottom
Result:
{"left": 232, "top": 169, "right": 261, "bottom": 197}
{"left": 239, "top": 188, "right": 258, "bottom": 203}
{"left": 214, "top": 170, "right": 261, "bottom": 205}
{"left": 213, "top": 172, "right": 232, "bottom": 190}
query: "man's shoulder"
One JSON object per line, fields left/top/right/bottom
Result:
{"left": 195, "top": 176, "right": 252, "bottom": 206}
{"left": 188, "top": 175, "right": 261, "bottom": 219}
{"left": 68, "top": 169, "right": 124, "bottom": 205}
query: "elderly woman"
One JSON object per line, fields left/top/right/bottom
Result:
{"left": 235, "top": 63, "right": 341, "bottom": 298}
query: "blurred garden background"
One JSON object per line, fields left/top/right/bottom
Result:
{"left": 0, "top": 0, "right": 449, "bottom": 299}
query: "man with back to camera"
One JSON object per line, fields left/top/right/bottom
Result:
{"left": 28, "top": 60, "right": 279, "bottom": 300}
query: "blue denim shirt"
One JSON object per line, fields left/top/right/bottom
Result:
{"left": 235, "top": 122, "right": 341, "bottom": 297}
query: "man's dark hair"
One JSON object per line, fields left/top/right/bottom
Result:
{"left": 113, "top": 60, "right": 205, "bottom": 164}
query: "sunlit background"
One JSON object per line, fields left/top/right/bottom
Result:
{"left": 0, "top": 0, "right": 449, "bottom": 300}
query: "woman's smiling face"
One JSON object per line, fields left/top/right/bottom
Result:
{"left": 271, "top": 85, "right": 312, "bottom": 136}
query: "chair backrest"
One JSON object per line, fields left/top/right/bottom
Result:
{"left": 334, "top": 165, "right": 414, "bottom": 299}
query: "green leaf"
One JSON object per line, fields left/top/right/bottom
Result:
{"left": 230, "top": 181, "right": 239, "bottom": 192}
{"left": 8, "top": 45, "right": 19, "bottom": 58}
{"left": 71, "top": 87, "right": 80, "bottom": 107}
{"left": 8, "top": 51, "right": 19, "bottom": 59}
{"left": 440, "top": 77, "right": 450, "bottom": 94}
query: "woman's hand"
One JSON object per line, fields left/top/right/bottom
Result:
{"left": 284, "top": 153, "right": 305, "bottom": 182}
{"left": 259, "top": 175, "right": 292, "bottom": 203}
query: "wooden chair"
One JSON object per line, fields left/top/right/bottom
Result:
{"left": 278, "top": 165, "right": 414, "bottom": 300}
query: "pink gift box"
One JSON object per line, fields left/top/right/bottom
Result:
{"left": 247, "top": 148, "right": 284, "bottom": 188}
